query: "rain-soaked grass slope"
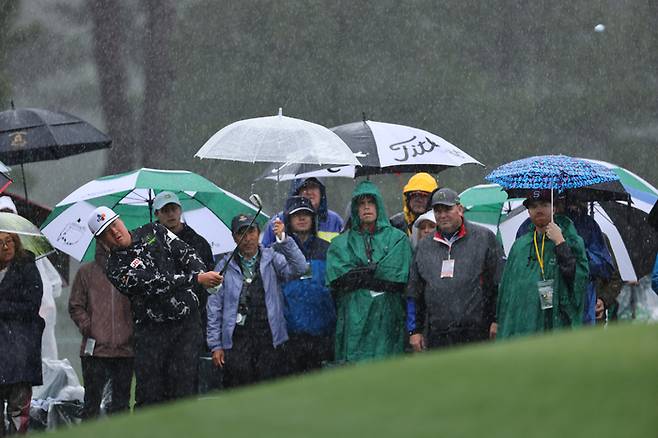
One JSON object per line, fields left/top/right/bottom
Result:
{"left": 49, "top": 323, "right": 657, "bottom": 438}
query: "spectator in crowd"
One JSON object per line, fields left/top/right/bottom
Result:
{"left": 326, "top": 181, "right": 412, "bottom": 363}
{"left": 0, "top": 196, "right": 62, "bottom": 360}
{"left": 87, "top": 206, "right": 221, "bottom": 407}
{"left": 389, "top": 172, "right": 438, "bottom": 235}
{"left": 207, "top": 214, "right": 306, "bottom": 388}
{"left": 410, "top": 210, "right": 437, "bottom": 249}
{"left": 515, "top": 198, "right": 622, "bottom": 324}
{"left": 153, "top": 191, "right": 214, "bottom": 350}
{"left": 496, "top": 190, "right": 589, "bottom": 339}
{"left": 69, "top": 244, "right": 134, "bottom": 419}
{"left": 406, "top": 188, "right": 504, "bottom": 351}
{"left": 281, "top": 196, "right": 336, "bottom": 374}
{"left": 0, "top": 231, "right": 43, "bottom": 436}
{"left": 262, "top": 177, "right": 344, "bottom": 246}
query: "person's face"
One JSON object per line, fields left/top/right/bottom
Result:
{"left": 234, "top": 226, "right": 260, "bottom": 256}
{"left": 433, "top": 204, "right": 464, "bottom": 234}
{"left": 0, "top": 232, "right": 16, "bottom": 265}
{"left": 298, "top": 182, "right": 321, "bottom": 209}
{"left": 155, "top": 203, "right": 183, "bottom": 231}
{"left": 290, "top": 211, "right": 313, "bottom": 234}
{"left": 408, "top": 191, "right": 431, "bottom": 215}
{"left": 357, "top": 196, "right": 378, "bottom": 226}
{"left": 417, "top": 220, "right": 436, "bottom": 240}
{"left": 98, "top": 218, "right": 132, "bottom": 249}
{"left": 527, "top": 200, "right": 553, "bottom": 229}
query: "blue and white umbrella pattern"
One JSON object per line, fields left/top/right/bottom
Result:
{"left": 486, "top": 155, "right": 620, "bottom": 191}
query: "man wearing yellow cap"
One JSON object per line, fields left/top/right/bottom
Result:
{"left": 389, "top": 173, "right": 438, "bottom": 236}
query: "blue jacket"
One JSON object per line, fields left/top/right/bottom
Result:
{"left": 651, "top": 256, "right": 658, "bottom": 294}
{"left": 261, "top": 177, "right": 344, "bottom": 246}
{"left": 282, "top": 235, "right": 336, "bottom": 336}
{"left": 206, "top": 237, "right": 307, "bottom": 350}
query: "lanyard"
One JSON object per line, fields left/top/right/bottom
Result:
{"left": 533, "top": 230, "right": 546, "bottom": 280}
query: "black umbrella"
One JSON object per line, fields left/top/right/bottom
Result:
{"left": 0, "top": 103, "right": 112, "bottom": 199}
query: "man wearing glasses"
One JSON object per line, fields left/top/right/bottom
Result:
{"left": 389, "top": 172, "right": 438, "bottom": 236}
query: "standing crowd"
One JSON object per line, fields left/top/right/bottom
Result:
{"left": 2, "top": 171, "right": 646, "bottom": 433}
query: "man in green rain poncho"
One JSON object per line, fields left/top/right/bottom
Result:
{"left": 496, "top": 190, "right": 589, "bottom": 339}
{"left": 326, "top": 181, "right": 412, "bottom": 363}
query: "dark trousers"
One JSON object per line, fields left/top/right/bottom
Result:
{"left": 426, "top": 327, "right": 489, "bottom": 350}
{"left": 223, "top": 330, "right": 285, "bottom": 389}
{"left": 286, "top": 333, "right": 333, "bottom": 375}
{"left": 80, "top": 356, "right": 134, "bottom": 419}
{"left": 0, "top": 383, "right": 31, "bottom": 436}
{"left": 134, "top": 314, "right": 201, "bottom": 408}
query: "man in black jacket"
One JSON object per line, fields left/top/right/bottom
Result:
{"left": 87, "top": 206, "right": 222, "bottom": 407}
{"left": 153, "top": 191, "right": 214, "bottom": 349}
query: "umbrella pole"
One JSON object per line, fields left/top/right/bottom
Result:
{"left": 551, "top": 188, "right": 553, "bottom": 223}
{"left": 21, "top": 163, "right": 28, "bottom": 203}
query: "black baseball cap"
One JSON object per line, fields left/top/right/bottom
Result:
{"left": 231, "top": 214, "right": 258, "bottom": 234}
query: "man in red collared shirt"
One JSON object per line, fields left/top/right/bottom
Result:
{"left": 406, "top": 188, "right": 505, "bottom": 352}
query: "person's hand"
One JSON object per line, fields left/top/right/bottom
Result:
{"left": 409, "top": 333, "right": 425, "bottom": 352}
{"left": 595, "top": 298, "right": 606, "bottom": 320}
{"left": 273, "top": 218, "right": 285, "bottom": 240}
{"left": 545, "top": 222, "right": 565, "bottom": 245}
{"left": 489, "top": 322, "right": 498, "bottom": 340}
{"left": 198, "top": 271, "right": 223, "bottom": 288}
{"left": 212, "top": 349, "right": 225, "bottom": 368}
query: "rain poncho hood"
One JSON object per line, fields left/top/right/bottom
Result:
{"left": 497, "top": 215, "right": 589, "bottom": 339}
{"left": 402, "top": 172, "right": 438, "bottom": 230}
{"left": 326, "top": 180, "right": 412, "bottom": 362}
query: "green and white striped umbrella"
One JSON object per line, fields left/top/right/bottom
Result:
{"left": 0, "top": 212, "right": 53, "bottom": 258}
{"left": 40, "top": 168, "right": 268, "bottom": 261}
{"left": 460, "top": 184, "right": 524, "bottom": 236}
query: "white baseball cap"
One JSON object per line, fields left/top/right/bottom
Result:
{"left": 153, "top": 191, "right": 181, "bottom": 211}
{"left": 88, "top": 206, "right": 120, "bottom": 237}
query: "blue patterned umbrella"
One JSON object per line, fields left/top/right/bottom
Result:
{"left": 486, "top": 155, "right": 620, "bottom": 191}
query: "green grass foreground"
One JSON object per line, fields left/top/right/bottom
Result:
{"left": 50, "top": 323, "right": 657, "bottom": 438}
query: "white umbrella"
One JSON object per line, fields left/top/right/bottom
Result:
{"left": 195, "top": 108, "right": 361, "bottom": 167}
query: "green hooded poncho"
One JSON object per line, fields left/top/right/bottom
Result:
{"left": 497, "top": 214, "right": 589, "bottom": 339}
{"left": 326, "top": 181, "right": 412, "bottom": 363}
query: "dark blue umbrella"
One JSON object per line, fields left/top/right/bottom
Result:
{"left": 485, "top": 155, "right": 620, "bottom": 191}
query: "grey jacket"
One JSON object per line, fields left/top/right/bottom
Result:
{"left": 206, "top": 237, "right": 307, "bottom": 351}
{"left": 407, "top": 220, "right": 504, "bottom": 335}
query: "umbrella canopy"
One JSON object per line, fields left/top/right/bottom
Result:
{"left": 0, "top": 106, "right": 111, "bottom": 165}
{"left": 40, "top": 168, "right": 268, "bottom": 261}
{"left": 486, "top": 155, "right": 620, "bottom": 191}
{"left": 460, "top": 184, "right": 524, "bottom": 235}
{"left": 195, "top": 109, "right": 360, "bottom": 167}
{"left": 0, "top": 212, "right": 53, "bottom": 259}
{"left": 257, "top": 162, "right": 356, "bottom": 182}
{"left": 329, "top": 119, "right": 482, "bottom": 177}
{"left": 0, "top": 160, "right": 12, "bottom": 193}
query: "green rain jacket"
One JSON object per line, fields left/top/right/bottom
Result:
{"left": 497, "top": 215, "right": 589, "bottom": 339}
{"left": 326, "top": 181, "right": 412, "bottom": 363}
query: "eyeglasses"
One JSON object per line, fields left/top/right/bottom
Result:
{"left": 0, "top": 238, "right": 15, "bottom": 248}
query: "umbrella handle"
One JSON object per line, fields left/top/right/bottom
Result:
{"left": 219, "top": 205, "right": 263, "bottom": 276}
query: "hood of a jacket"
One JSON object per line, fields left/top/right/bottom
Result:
{"left": 94, "top": 242, "right": 109, "bottom": 272}
{"left": 402, "top": 172, "right": 438, "bottom": 228}
{"left": 289, "top": 177, "right": 329, "bottom": 222}
{"left": 350, "top": 180, "right": 391, "bottom": 232}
